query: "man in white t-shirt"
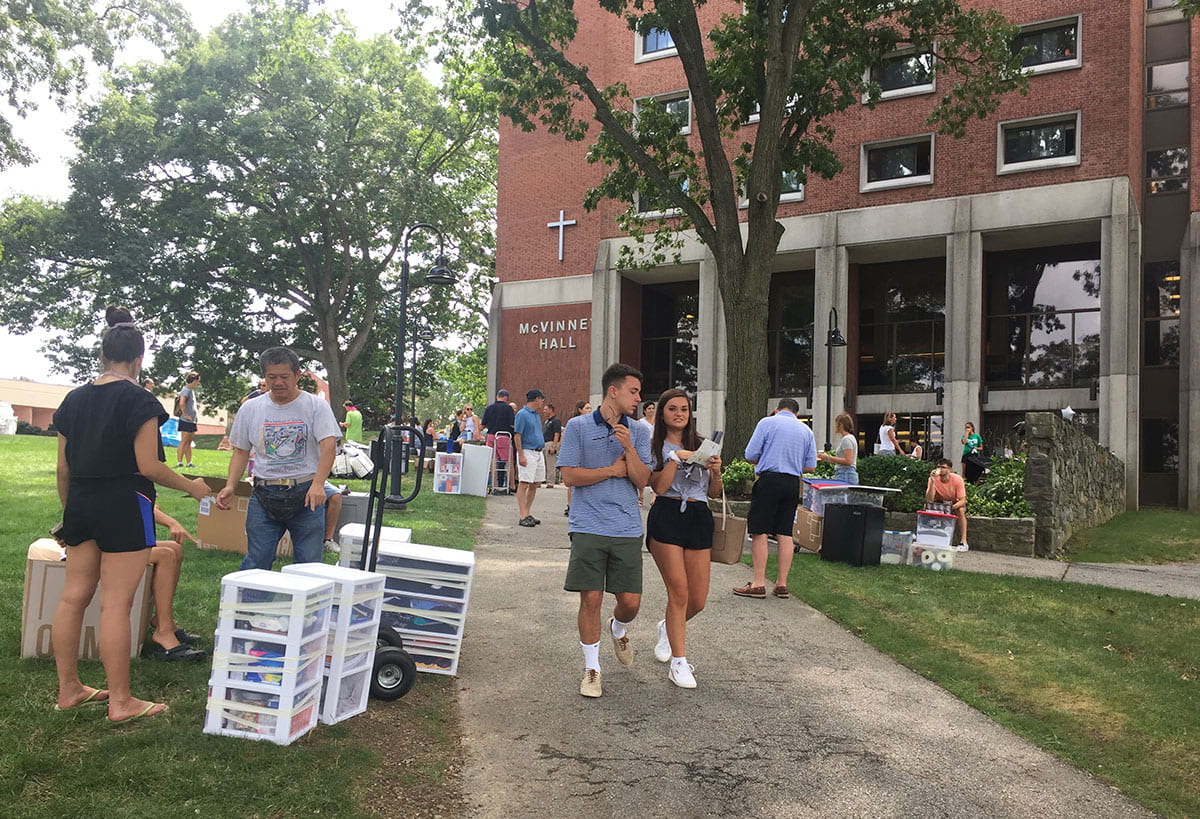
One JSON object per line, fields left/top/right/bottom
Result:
{"left": 218, "top": 347, "right": 341, "bottom": 570}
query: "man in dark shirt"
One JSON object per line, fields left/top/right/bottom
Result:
{"left": 482, "top": 389, "right": 516, "bottom": 491}
{"left": 542, "top": 403, "right": 563, "bottom": 488}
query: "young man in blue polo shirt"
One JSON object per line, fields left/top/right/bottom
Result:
{"left": 733, "top": 398, "right": 817, "bottom": 600}
{"left": 513, "top": 388, "right": 547, "bottom": 527}
{"left": 557, "top": 363, "right": 652, "bottom": 698}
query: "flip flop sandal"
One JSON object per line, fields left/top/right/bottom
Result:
{"left": 174, "top": 628, "right": 202, "bottom": 645}
{"left": 110, "top": 702, "right": 168, "bottom": 725}
{"left": 152, "top": 644, "right": 207, "bottom": 663}
{"left": 54, "top": 687, "right": 109, "bottom": 711}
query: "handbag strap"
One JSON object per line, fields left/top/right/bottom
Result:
{"left": 719, "top": 487, "right": 730, "bottom": 532}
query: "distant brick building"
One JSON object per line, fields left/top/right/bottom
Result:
{"left": 489, "top": 1, "right": 1199, "bottom": 509}
{"left": 0, "top": 378, "right": 226, "bottom": 436}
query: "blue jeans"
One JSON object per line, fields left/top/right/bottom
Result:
{"left": 239, "top": 483, "right": 326, "bottom": 570}
{"left": 833, "top": 465, "right": 859, "bottom": 485}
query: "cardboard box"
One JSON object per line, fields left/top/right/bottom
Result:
{"left": 194, "top": 476, "right": 292, "bottom": 556}
{"left": 20, "top": 539, "right": 154, "bottom": 659}
{"left": 793, "top": 507, "right": 823, "bottom": 552}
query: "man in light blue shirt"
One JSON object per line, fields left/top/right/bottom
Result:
{"left": 733, "top": 398, "right": 817, "bottom": 600}
{"left": 513, "top": 388, "right": 547, "bottom": 527}
{"left": 557, "top": 363, "right": 652, "bottom": 698}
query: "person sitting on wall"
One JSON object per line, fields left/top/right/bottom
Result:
{"left": 925, "top": 457, "right": 969, "bottom": 552}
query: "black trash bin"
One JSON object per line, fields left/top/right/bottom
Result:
{"left": 820, "top": 503, "right": 885, "bottom": 566}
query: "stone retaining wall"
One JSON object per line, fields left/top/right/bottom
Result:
{"left": 1023, "top": 411, "right": 1125, "bottom": 557}
{"left": 883, "top": 512, "right": 1036, "bottom": 556}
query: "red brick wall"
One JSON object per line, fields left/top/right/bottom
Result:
{"left": 498, "top": 304, "right": 593, "bottom": 410}
{"left": 496, "top": 0, "right": 1139, "bottom": 288}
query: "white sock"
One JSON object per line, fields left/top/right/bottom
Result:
{"left": 670, "top": 655, "right": 689, "bottom": 670}
{"left": 611, "top": 616, "right": 631, "bottom": 639}
{"left": 581, "top": 641, "right": 600, "bottom": 672}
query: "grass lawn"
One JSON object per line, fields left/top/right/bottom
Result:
{"left": 0, "top": 434, "right": 482, "bottom": 818}
{"left": 777, "top": 551, "right": 1200, "bottom": 818}
{"left": 1062, "top": 509, "right": 1200, "bottom": 564}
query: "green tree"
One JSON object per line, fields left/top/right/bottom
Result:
{"left": 0, "top": 0, "right": 189, "bottom": 169}
{"left": 473, "top": 0, "right": 1197, "bottom": 453}
{"left": 0, "top": 0, "right": 496, "bottom": 417}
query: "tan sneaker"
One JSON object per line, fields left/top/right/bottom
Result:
{"left": 610, "top": 618, "right": 634, "bottom": 666}
{"left": 579, "top": 669, "right": 602, "bottom": 698}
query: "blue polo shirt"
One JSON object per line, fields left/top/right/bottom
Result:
{"left": 744, "top": 410, "right": 817, "bottom": 476}
{"left": 513, "top": 406, "right": 545, "bottom": 450}
{"left": 557, "top": 408, "right": 652, "bottom": 537}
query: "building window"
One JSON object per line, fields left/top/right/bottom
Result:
{"left": 640, "top": 282, "right": 697, "bottom": 397}
{"left": 857, "top": 258, "right": 946, "bottom": 394}
{"left": 766, "top": 271, "right": 814, "bottom": 395}
{"left": 984, "top": 244, "right": 1101, "bottom": 389}
{"left": 740, "top": 169, "right": 805, "bottom": 208}
{"left": 866, "top": 50, "right": 935, "bottom": 100}
{"left": 1147, "top": 147, "right": 1189, "bottom": 194}
{"left": 635, "top": 92, "right": 692, "bottom": 136}
{"left": 859, "top": 413, "right": 944, "bottom": 461}
{"left": 997, "top": 113, "right": 1080, "bottom": 174}
{"left": 1147, "top": 61, "right": 1189, "bottom": 109}
{"left": 1142, "top": 419, "right": 1180, "bottom": 474}
{"left": 1143, "top": 260, "right": 1181, "bottom": 366}
{"left": 635, "top": 27, "right": 676, "bottom": 62}
{"left": 1147, "top": 0, "right": 1181, "bottom": 9}
{"left": 860, "top": 135, "right": 933, "bottom": 192}
{"left": 1012, "top": 16, "right": 1080, "bottom": 74}
{"left": 635, "top": 175, "right": 687, "bottom": 217}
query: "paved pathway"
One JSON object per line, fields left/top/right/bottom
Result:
{"left": 456, "top": 489, "right": 1158, "bottom": 818}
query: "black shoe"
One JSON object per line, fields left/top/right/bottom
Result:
{"left": 563, "top": 506, "right": 570, "bottom": 516}
{"left": 532, "top": 517, "right": 541, "bottom": 525}
{"left": 174, "top": 628, "right": 202, "bottom": 646}
{"left": 151, "top": 643, "right": 207, "bottom": 662}
{"left": 518, "top": 516, "right": 537, "bottom": 528}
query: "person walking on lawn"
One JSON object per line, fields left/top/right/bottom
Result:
{"left": 514, "top": 389, "right": 547, "bottom": 527}
{"left": 733, "top": 398, "right": 817, "bottom": 600}
{"left": 557, "top": 363, "right": 652, "bottom": 698}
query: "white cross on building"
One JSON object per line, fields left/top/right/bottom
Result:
{"left": 547, "top": 209, "right": 577, "bottom": 262}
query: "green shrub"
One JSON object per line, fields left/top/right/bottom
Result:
{"left": 812, "top": 455, "right": 835, "bottom": 479}
{"left": 721, "top": 457, "right": 755, "bottom": 497}
{"left": 968, "top": 455, "right": 1033, "bottom": 517}
{"left": 16, "top": 420, "right": 54, "bottom": 436}
{"left": 856, "top": 454, "right": 931, "bottom": 512}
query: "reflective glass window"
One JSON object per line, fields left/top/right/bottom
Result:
{"left": 640, "top": 282, "right": 698, "bottom": 396}
{"left": 857, "top": 258, "right": 945, "bottom": 393}
{"left": 767, "top": 271, "right": 814, "bottom": 395}
{"left": 866, "top": 139, "right": 931, "bottom": 183}
{"left": 1147, "top": 147, "right": 1189, "bottom": 195}
{"left": 1003, "top": 118, "right": 1077, "bottom": 164}
{"left": 870, "top": 52, "right": 934, "bottom": 93}
{"left": 643, "top": 28, "right": 675, "bottom": 54}
{"left": 1013, "top": 21, "right": 1078, "bottom": 68}
{"left": 1142, "top": 419, "right": 1180, "bottom": 474}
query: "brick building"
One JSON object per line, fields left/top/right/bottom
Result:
{"left": 489, "top": 1, "right": 1199, "bottom": 509}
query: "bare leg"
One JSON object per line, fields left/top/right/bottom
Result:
{"left": 53, "top": 540, "right": 104, "bottom": 709}
{"left": 516, "top": 481, "right": 530, "bottom": 519}
{"left": 749, "top": 533, "right": 769, "bottom": 588}
{"left": 611, "top": 591, "right": 641, "bottom": 625}
{"left": 775, "top": 534, "right": 796, "bottom": 588}
{"left": 957, "top": 506, "right": 969, "bottom": 544}
{"left": 577, "top": 590, "right": 603, "bottom": 644}
{"left": 148, "top": 542, "right": 182, "bottom": 651}
{"left": 649, "top": 540, "right": 689, "bottom": 657}
{"left": 682, "top": 548, "right": 711, "bottom": 620}
{"left": 99, "top": 549, "right": 164, "bottom": 722}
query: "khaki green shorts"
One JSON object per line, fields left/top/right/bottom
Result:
{"left": 564, "top": 532, "right": 643, "bottom": 594}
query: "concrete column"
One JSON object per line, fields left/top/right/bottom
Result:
{"left": 1100, "top": 182, "right": 1141, "bottom": 509}
{"left": 1182, "top": 214, "right": 1200, "bottom": 510}
{"left": 944, "top": 199, "right": 982, "bottom": 462}
{"left": 589, "top": 242, "right": 620, "bottom": 404}
{"left": 696, "top": 251, "right": 726, "bottom": 435}
{"left": 487, "top": 284, "right": 504, "bottom": 399}
{"left": 813, "top": 217, "right": 846, "bottom": 450}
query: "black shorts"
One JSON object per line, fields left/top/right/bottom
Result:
{"left": 60, "top": 477, "right": 157, "bottom": 553}
{"left": 178, "top": 419, "right": 197, "bottom": 433}
{"left": 746, "top": 471, "right": 800, "bottom": 537}
{"left": 645, "top": 496, "right": 714, "bottom": 550}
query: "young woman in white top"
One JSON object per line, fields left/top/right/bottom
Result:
{"left": 877, "top": 411, "right": 905, "bottom": 455}
{"left": 645, "top": 389, "right": 722, "bottom": 689}
{"left": 817, "top": 413, "right": 859, "bottom": 484}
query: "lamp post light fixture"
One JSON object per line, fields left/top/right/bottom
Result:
{"left": 824, "top": 307, "right": 847, "bottom": 452}
{"left": 389, "top": 223, "right": 455, "bottom": 505}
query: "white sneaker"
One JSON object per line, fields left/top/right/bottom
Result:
{"left": 579, "top": 669, "right": 602, "bottom": 698}
{"left": 956, "top": 542, "right": 970, "bottom": 552}
{"left": 654, "top": 619, "right": 671, "bottom": 663}
{"left": 668, "top": 661, "right": 697, "bottom": 689}
{"left": 324, "top": 539, "right": 340, "bottom": 554}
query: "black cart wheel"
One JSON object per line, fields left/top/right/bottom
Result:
{"left": 376, "top": 626, "right": 403, "bottom": 650}
{"left": 371, "top": 646, "right": 416, "bottom": 700}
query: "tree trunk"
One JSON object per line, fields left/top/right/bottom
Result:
{"left": 719, "top": 253, "right": 773, "bottom": 459}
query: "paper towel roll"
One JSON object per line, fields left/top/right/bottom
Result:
{"left": 921, "top": 550, "right": 934, "bottom": 564}
{"left": 936, "top": 551, "right": 952, "bottom": 564}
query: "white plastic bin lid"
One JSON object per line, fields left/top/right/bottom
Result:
{"left": 378, "top": 541, "right": 476, "bottom": 568}
{"left": 281, "top": 563, "right": 385, "bottom": 584}
{"left": 338, "top": 522, "right": 412, "bottom": 543}
{"left": 220, "top": 568, "right": 335, "bottom": 594}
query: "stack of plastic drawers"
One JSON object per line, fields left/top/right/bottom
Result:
{"left": 912, "top": 510, "right": 956, "bottom": 570}
{"left": 282, "top": 563, "right": 385, "bottom": 725}
{"left": 205, "top": 569, "right": 333, "bottom": 745}
{"left": 375, "top": 542, "right": 475, "bottom": 675}
{"left": 337, "top": 522, "right": 412, "bottom": 569}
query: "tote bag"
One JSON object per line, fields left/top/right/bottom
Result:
{"left": 710, "top": 490, "right": 748, "bottom": 564}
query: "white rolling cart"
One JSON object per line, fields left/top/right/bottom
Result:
{"left": 204, "top": 569, "right": 334, "bottom": 745}
{"left": 282, "top": 562, "right": 387, "bottom": 724}
{"left": 375, "top": 542, "right": 475, "bottom": 675}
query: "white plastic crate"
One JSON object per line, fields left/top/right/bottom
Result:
{"left": 909, "top": 542, "right": 955, "bottom": 571}
{"left": 880, "top": 530, "right": 912, "bottom": 565}
{"left": 281, "top": 562, "right": 385, "bottom": 725}
{"left": 915, "top": 510, "right": 956, "bottom": 549}
{"left": 337, "top": 522, "right": 412, "bottom": 568}
{"left": 205, "top": 569, "right": 334, "bottom": 745}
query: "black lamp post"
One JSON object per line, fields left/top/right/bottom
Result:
{"left": 411, "top": 325, "right": 436, "bottom": 418}
{"left": 389, "top": 224, "right": 455, "bottom": 504}
{"left": 824, "top": 307, "right": 847, "bottom": 451}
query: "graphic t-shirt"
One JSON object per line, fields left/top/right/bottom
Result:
{"left": 230, "top": 391, "right": 341, "bottom": 480}
{"left": 962, "top": 432, "right": 983, "bottom": 458}
{"left": 53, "top": 380, "right": 168, "bottom": 478}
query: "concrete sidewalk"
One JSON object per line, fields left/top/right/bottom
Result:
{"left": 955, "top": 549, "right": 1200, "bottom": 600}
{"left": 456, "top": 489, "right": 1154, "bottom": 818}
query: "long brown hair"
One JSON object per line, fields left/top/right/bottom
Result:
{"left": 650, "top": 388, "right": 702, "bottom": 471}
